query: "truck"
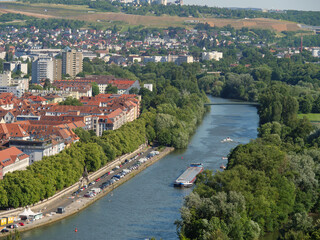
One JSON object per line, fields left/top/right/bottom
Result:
{"left": 6, "top": 217, "right": 14, "bottom": 224}
{"left": 0, "top": 218, "right": 7, "bottom": 226}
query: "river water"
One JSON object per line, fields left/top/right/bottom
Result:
{"left": 21, "top": 96, "right": 259, "bottom": 240}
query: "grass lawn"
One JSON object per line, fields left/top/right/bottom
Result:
{"left": 298, "top": 113, "right": 320, "bottom": 122}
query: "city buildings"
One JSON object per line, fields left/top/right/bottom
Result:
{"left": 62, "top": 47, "right": 83, "bottom": 78}
{"left": 3, "top": 61, "right": 28, "bottom": 76}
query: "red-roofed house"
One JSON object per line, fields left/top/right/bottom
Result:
{"left": 0, "top": 109, "right": 15, "bottom": 123}
{"left": 0, "top": 147, "right": 29, "bottom": 179}
{"left": 92, "top": 107, "right": 127, "bottom": 136}
{"left": 0, "top": 123, "right": 30, "bottom": 142}
{"left": 27, "top": 95, "right": 48, "bottom": 105}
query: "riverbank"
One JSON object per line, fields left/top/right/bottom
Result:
{"left": 0, "top": 146, "right": 174, "bottom": 238}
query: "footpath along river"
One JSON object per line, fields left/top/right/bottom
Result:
{"left": 21, "top": 96, "right": 259, "bottom": 240}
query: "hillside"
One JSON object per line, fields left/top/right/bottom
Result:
{"left": 0, "top": 2, "right": 301, "bottom": 31}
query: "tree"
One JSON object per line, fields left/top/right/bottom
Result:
{"left": 105, "top": 85, "right": 118, "bottom": 94}
{"left": 29, "top": 84, "right": 43, "bottom": 90}
{"left": 299, "top": 96, "right": 313, "bottom": 114}
{"left": 129, "top": 87, "right": 139, "bottom": 94}
{"left": 252, "top": 66, "right": 272, "bottom": 83}
{"left": 76, "top": 72, "right": 85, "bottom": 77}
{"left": 91, "top": 82, "right": 100, "bottom": 96}
{"left": 0, "top": 184, "right": 8, "bottom": 207}
{"left": 43, "top": 79, "right": 54, "bottom": 90}
{"left": 83, "top": 143, "right": 105, "bottom": 172}
{"left": 59, "top": 97, "right": 83, "bottom": 106}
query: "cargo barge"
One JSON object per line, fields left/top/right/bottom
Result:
{"left": 174, "top": 163, "right": 204, "bottom": 187}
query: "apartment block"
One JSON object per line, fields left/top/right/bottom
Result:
{"left": 62, "top": 48, "right": 83, "bottom": 78}
{"left": 31, "top": 55, "right": 54, "bottom": 83}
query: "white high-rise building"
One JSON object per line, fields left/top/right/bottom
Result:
{"left": 0, "top": 71, "right": 12, "bottom": 86}
{"left": 32, "top": 55, "right": 54, "bottom": 83}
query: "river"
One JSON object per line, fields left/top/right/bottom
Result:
{"left": 21, "top": 96, "right": 259, "bottom": 240}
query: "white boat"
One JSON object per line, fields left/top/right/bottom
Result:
{"left": 221, "top": 137, "right": 233, "bottom": 143}
{"left": 221, "top": 157, "right": 228, "bottom": 160}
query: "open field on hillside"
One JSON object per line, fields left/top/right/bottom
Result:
{"left": 0, "top": 2, "right": 302, "bottom": 31}
{"left": 298, "top": 114, "right": 320, "bottom": 122}
{"left": 0, "top": 2, "right": 89, "bottom": 18}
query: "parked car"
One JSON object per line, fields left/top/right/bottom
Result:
{"left": 1, "top": 229, "right": 9, "bottom": 233}
{"left": 73, "top": 189, "right": 81, "bottom": 195}
{"left": 95, "top": 178, "right": 101, "bottom": 182}
{"left": 18, "top": 222, "right": 25, "bottom": 226}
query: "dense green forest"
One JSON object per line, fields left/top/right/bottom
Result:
{"left": 0, "top": 13, "right": 33, "bottom": 22}
{"left": 176, "top": 39, "right": 320, "bottom": 239}
{"left": 16, "top": 0, "right": 320, "bottom": 26}
{"left": 0, "top": 63, "right": 208, "bottom": 209}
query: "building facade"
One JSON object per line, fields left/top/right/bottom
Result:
{"left": 62, "top": 48, "right": 83, "bottom": 78}
{"left": 0, "top": 147, "right": 29, "bottom": 179}
{"left": 31, "top": 55, "right": 54, "bottom": 83}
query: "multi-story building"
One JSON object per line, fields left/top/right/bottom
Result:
{"left": 0, "top": 71, "right": 12, "bottom": 86}
{"left": 3, "top": 61, "right": 28, "bottom": 75}
{"left": 0, "top": 147, "right": 29, "bottom": 179}
{"left": 31, "top": 55, "right": 54, "bottom": 83}
{"left": 202, "top": 51, "right": 223, "bottom": 61}
{"left": 53, "top": 58, "right": 62, "bottom": 81}
{"left": 62, "top": 48, "right": 83, "bottom": 78}
{"left": 9, "top": 139, "right": 65, "bottom": 164}
{"left": 168, "top": 55, "right": 194, "bottom": 65}
{"left": 0, "top": 72, "right": 28, "bottom": 97}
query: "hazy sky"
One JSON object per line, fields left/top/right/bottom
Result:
{"left": 183, "top": 0, "right": 320, "bottom": 11}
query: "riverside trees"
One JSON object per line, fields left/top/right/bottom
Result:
{"left": 0, "top": 63, "right": 208, "bottom": 209}
{"left": 178, "top": 50, "right": 320, "bottom": 239}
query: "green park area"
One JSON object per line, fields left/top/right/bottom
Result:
{"left": 298, "top": 113, "right": 320, "bottom": 122}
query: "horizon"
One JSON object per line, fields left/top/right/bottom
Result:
{"left": 182, "top": 0, "right": 320, "bottom": 12}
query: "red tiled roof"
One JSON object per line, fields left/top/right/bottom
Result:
{"left": 0, "top": 147, "right": 29, "bottom": 168}
{"left": 107, "top": 108, "right": 123, "bottom": 119}
{"left": 0, "top": 123, "right": 29, "bottom": 139}
{"left": 27, "top": 96, "right": 48, "bottom": 102}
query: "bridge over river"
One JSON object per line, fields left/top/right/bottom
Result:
{"left": 205, "top": 102, "right": 260, "bottom": 106}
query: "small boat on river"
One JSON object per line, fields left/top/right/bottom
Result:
{"left": 220, "top": 165, "right": 226, "bottom": 170}
{"left": 221, "top": 137, "right": 233, "bottom": 143}
{"left": 174, "top": 163, "right": 204, "bottom": 188}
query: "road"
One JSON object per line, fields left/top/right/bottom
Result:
{"left": 35, "top": 148, "right": 154, "bottom": 216}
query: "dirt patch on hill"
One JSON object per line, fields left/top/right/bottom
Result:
{"left": 73, "top": 13, "right": 300, "bottom": 32}
{"left": 206, "top": 18, "right": 299, "bottom": 31}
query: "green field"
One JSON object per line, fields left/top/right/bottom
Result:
{"left": 298, "top": 113, "right": 320, "bottom": 122}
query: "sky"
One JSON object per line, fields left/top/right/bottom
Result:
{"left": 182, "top": 0, "right": 320, "bottom": 11}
